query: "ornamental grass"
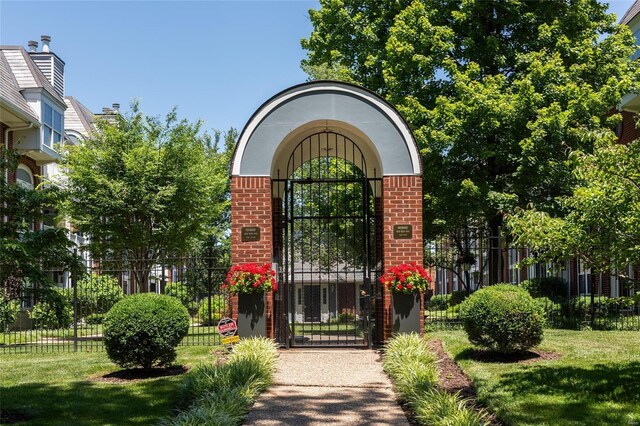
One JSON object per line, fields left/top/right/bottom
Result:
{"left": 383, "top": 333, "right": 490, "bottom": 426}
{"left": 160, "top": 337, "right": 278, "bottom": 426}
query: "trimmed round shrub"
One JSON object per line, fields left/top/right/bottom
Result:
{"left": 104, "top": 293, "right": 190, "bottom": 369}
{"left": 30, "top": 288, "right": 73, "bottom": 329}
{"left": 198, "top": 295, "right": 227, "bottom": 326}
{"left": 77, "top": 274, "right": 123, "bottom": 318}
{"left": 459, "top": 284, "right": 544, "bottom": 353}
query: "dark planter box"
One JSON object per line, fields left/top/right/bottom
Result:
{"left": 392, "top": 291, "right": 421, "bottom": 334}
{"left": 237, "top": 291, "right": 266, "bottom": 338}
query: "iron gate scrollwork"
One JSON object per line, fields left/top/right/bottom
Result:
{"left": 272, "top": 131, "right": 381, "bottom": 347}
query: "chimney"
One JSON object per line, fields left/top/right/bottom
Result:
{"left": 41, "top": 35, "right": 51, "bottom": 53}
{"left": 102, "top": 107, "right": 112, "bottom": 114}
{"left": 29, "top": 35, "right": 65, "bottom": 98}
{"left": 112, "top": 103, "right": 120, "bottom": 113}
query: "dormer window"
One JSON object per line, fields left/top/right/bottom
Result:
{"left": 43, "top": 103, "right": 63, "bottom": 148}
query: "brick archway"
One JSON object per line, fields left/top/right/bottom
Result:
{"left": 231, "top": 81, "right": 423, "bottom": 345}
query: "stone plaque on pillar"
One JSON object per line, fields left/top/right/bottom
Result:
{"left": 241, "top": 226, "right": 261, "bottom": 242}
{"left": 393, "top": 225, "right": 412, "bottom": 239}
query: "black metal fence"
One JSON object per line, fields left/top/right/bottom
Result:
{"left": 425, "top": 230, "right": 640, "bottom": 331}
{"left": 1, "top": 254, "right": 230, "bottom": 353}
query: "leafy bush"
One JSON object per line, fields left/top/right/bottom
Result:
{"left": 161, "top": 337, "right": 278, "bottom": 426}
{"left": 164, "top": 281, "right": 198, "bottom": 315}
{"left": 520, "top": 277, "right": 567, "bottom": 299}
{"left": 103, "top": 293, "right": 190, "bottom": 369}
{"left": 449, "top": 290, "right": 467, "bottom": 307}
{"left": 459, "top": 284, "right": 544, "bottom": 353}
{"left": 77, "top": 274, "right": 123, "bottom": 318}
{"left": 30, "top": 289, "right": 73, "bottom": 329}
{"left": 337, "top": 312, "right": 355, "bottom": 322}
{"left": 429, "top": 294, "right": 449, "bottom": 310}
{"left": 84, "top": 313, "right": 105, "bottom": 325}
{"left": 383, "top": 333, "right": 489, "bottom": 426}
{"left": 0, "top": 299, "right": 20, "bottom": 331}
{"left": 198, "top": 295, "right": 227, "bottom": 326}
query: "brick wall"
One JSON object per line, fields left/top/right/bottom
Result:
{"left": 381, "top": 175, "right": 424, "bottom": 341}
{"left": 618, "top": 110, "right": 640, "bottom": 145}
{"left": 230, "top": 176, "right": 274, "bottom": 338}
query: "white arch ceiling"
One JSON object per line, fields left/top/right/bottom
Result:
{"left": 231, "top": 81, "right": 421, "bottom": 177}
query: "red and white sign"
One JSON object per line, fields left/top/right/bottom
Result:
{"left": 217, "top": 317, "right": 237, "bottom": 337}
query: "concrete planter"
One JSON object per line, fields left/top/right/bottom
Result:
{"left": 237, "top": 291, "right": 266, "bottom": 338}
{"left": 391, "top": 291, "right": 421, "bottom": 334}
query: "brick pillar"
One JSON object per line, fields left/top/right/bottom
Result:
{"left": 382, "top": 176, "right": 424, "bottom": 342}
{"left": 230, "top": 176, "right": 274, "bottom": 338}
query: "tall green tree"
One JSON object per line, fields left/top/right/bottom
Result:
{"left": 302, "top": 0, "right": 638, "bottom": 283}
{"left": 59, "top": 103, "right": 230, "bottom": 292}
{"left": 507, "top": 137, "right": 640, "bottom": 280}
{"left": 0, "top": 149, "right": 82, "bottom": 316}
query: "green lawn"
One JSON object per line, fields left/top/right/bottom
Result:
{"left": 0, "top": 345, "right": 217, "bottom": 425}
{"left": 432, "top": 329, "right": 640, "bottom": 426}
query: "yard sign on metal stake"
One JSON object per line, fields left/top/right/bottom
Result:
{"left": 218, "top": 317, "right": 239, "bottom": 345}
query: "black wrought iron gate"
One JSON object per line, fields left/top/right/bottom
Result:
{"left": 272, "top": 132, "right": 379, "bottom": 347}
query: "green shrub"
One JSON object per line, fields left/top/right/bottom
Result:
{"left": 198, "top": 295, "right": 227, "bottom": 326}
{"left": 520, "top": 277, "right": 568, "bottom": 299}
{"left": 84, "top": 313, "right": 105, "bottom": 325}
{"left": 449, "top": 290, "right": 467, "bottom": 307}
{"left": 428, "top": 294, "right": 449, "bottom": 310}
{"left": 459, "top": 284, "right": 544, "bottom": 353}
{"left": 77, "top": 274, "right": 123, "bottom": 318}
{"left": 103, "top": 293, "right": 190, "bottom": 369}
{"left": 0, "top": 299, "right": 20, "bottom": 331}
{"left": 164, "top": 281, "right": 198, "bottom": 315}
{"left": 30, "top": 288, "right": 73, "bottom": 329}
{"left": 162, "top": 337, "right": 278, "bottom": 426}
{"left": 337, "top": 312, "right": 355, "bottom": 322}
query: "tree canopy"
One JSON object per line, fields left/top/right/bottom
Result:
{"left": 59, "top": 103, "right": 232, "bottom": 291}
{"left": 507, "top": 137, "right": 640, "bottom": 277}
{"left": 302, "top": 0, "right": 638, "bottom": 237}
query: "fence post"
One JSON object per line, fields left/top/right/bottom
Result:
{"left": 590, "top": 274, "right": 596, "bottom": 329}
{"left": 161, "top": 249, "right": 166, "bottom": 294}
{"left": 72, "top": 249, "right": 78, "bottom": 353}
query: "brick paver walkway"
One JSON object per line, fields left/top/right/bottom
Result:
{"left": 244, "top": 349, "right": 410, "bottom": 426}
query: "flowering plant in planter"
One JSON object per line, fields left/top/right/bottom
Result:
{"left": 224, "top": 263, "right": 278, "bottom": 294}
{"left": 380, "top": 263, "right": 432, "bottom": 294}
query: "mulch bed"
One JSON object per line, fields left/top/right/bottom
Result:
{"left": 459, "top": 348, "right": 561, "bottom": 364}
{"left": 0, "top": 409, "right": 30, "bottom": 424}
{"left": 428, "top": 339, "right": 477, "bottom": 398}
{"left": 92, "top": 365, "right": 189, "bottom": 384}
{"left": 428, "top": 339, "right": 503, "bottom": 425}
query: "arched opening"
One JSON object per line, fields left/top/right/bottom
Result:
{"left": 230, "top": 81, "right": 424, "bottom": 345}
{"left": 271, "top": 131, "right": 381, "bottom": 347}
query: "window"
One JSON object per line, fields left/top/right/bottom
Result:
{"left": 16, "top": 164, "right": 34, "bottom": 189}
{"left": 322, "top": 287, "right": 327, "bottom": 305}
{"left": 43, "top": 103, "right": 62, "bottom": 147}
{"left": 297, "top": 288, "right": 302, "bottom": 305}
{"left": 578, "top": 262, "right": 591, "bottom": 295}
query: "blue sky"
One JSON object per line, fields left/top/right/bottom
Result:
{"left": 0, "top": 0, "right": 635, "bottom": 134}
